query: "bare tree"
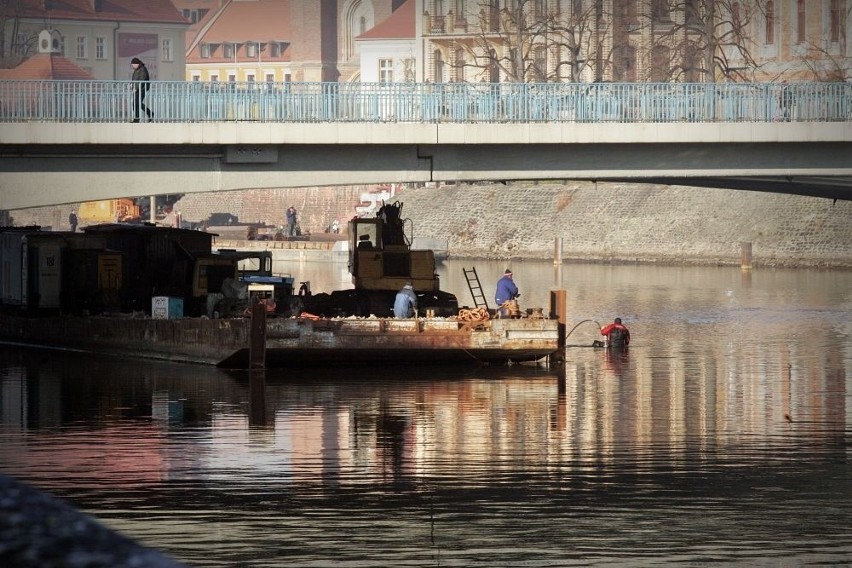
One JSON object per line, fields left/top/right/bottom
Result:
{"left": 792, "top": 3, "right": 851, "bottom": 81}
{"left": 0, "top": 0, "right": 28, "bottom": 68}
{"left": 445, "top": 0, "right": 610, "bottom": 83}
{"left": 634, "top": 0, "right": 763, "bottom": 82}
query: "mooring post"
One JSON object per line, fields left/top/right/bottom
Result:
{"left": 550, "top": 290, "right": 567, "bottom": 364}
{"left": 740, "top": 242, "right": 752, "bottom": 270}
{"left": 553, "top": 237, "right": 563, "bottom": 265}
{"left": 249, "top": 301, "right": 267, "bottom": 369}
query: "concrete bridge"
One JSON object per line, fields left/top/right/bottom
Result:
{"left": 1, "top": 81, "right": 851, "bottom": 208}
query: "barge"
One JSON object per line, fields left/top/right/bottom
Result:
{"left": 0, "top": 203, "right": 561, "bottom": 367}
{"left": 0, "top": 313, "right": 560, "bottom": 367}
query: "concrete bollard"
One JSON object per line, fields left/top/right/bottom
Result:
{"left": 740, "top": 241, "right": 752, "bottom": 270}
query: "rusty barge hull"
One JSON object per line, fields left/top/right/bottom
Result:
{"left": 0, "top": 315, "right": 559, "bottom": 367}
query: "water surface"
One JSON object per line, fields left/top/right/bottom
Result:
{"left": 1, "top": 260, "right": 850, "bottom": 566}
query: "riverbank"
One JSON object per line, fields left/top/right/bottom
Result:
{"left": 8, "top": 182, "right": 852, "bottom": 268}
{"left": 396, "top": 182, "right": 852, "bottom": 269}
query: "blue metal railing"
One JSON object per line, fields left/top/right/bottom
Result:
{"left": 0, "top": 80, "right": 849, "bottom": 123}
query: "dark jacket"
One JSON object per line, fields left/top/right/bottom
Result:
{"left": 132, "top": 64, "right": 150, "bottom": 90}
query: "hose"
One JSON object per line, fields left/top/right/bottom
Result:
{"left": 565, "top": 319, "right": 602, "bottom": 339}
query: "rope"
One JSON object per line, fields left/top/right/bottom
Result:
{"left": 457, "top": 307, "right": 490, "bottom": 322}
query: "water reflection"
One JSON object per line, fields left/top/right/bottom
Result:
{"left": 1, "top": 261, "right": 850, "bottom": 566}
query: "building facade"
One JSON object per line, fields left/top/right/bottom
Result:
{"left": 0, "top": 0, "right": 188, "bottom": 80}
{"left": 179, "top": 0, "right": 404, "bottom": 83}
{"left": 414, "top": 0, "right": 851, "bottom": 84}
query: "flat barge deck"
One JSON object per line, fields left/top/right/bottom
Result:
{"left": 0, "top": 314, "right": 560, "bottom": 367}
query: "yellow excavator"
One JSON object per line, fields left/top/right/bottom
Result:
{"left": 300, "top": 202, "right": 458, "bottom": 317}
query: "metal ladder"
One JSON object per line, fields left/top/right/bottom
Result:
{"left": 463, "top": 267, "right": 489, "bottom": 310}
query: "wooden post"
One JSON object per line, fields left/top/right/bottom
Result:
{"left": 553, "top": 237, "right": 563, "bottom": 265}
{"left": 550, "top": 290, "right": 566, "bottom": 364}
{"left": 740, "top": 242, "right": 752, "bottom": 270}
{"left": 249, "top": 300, "right": 266, "bottom": 369}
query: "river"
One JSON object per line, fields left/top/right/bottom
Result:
{"left": 1, "top": 259, "right": 850, "bottom": 566}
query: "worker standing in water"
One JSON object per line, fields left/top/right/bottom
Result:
{"left": 601, "top": 317, "right": 630, "bottom": 348}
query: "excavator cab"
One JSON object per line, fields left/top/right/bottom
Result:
{"left": 348, "top": 202, "right": 440, "bottom": 293}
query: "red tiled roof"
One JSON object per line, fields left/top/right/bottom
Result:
{"left": 357, "top": 0, "right": 414, "bottom": 40}
{"left": 203, "top": 0, "right": 290, "bottom": 43}
{"left": 0, "top": 53, "right": 95, "bottom": 80}
{"left": 9, "top": 0, "right": 186, "bottom": 24}
{"left": 186, "top": 0, "right": 291, "bottom": 64}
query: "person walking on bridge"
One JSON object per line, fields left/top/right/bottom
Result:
{"left": 130, "top": 58, "right": 153, "bottom": 123}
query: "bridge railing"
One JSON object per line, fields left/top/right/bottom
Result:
{"left": 0, "top": 80, "right": 849, "bottom": 123}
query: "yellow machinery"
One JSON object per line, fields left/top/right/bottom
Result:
{"left": 78, "top": 199, "right": 141, "bottom": 224}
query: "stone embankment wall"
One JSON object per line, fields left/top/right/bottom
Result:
{"left": 9, "top": 182, "right": 852, "bottom": 268}
{"left": 396, "top": 182, "right": 852, "bottom": 268}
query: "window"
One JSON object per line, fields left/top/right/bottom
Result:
{"left": 455, "top": 48, "right": 465, "bottom": 81}
{"left": 455, "top": 0, "right": 465, "bottom": 18}
{"left": 434, "top": 50, "right": 444, "bottom": 83}
{"left": 224, "top": 44, "right": 235, "bottom": 59}
{"left": 228, "top": 74, "right": 236, "bottom": 82}
{"left": 829, "top": 0, "right": 841, "bottom": 43}
{"left": 210, "top": 74, "right": 218, "bottom": 82}
{"left": 534, "top": 45, "right": 546, "bottom": 81}
{"left": 652, "top": 0, "right": 670, "bottom": 23}
{"left": 192, "top": 74, "right": 200, "bottom": 81}
{"left": 796, "top": 0, "right": 806, "bottom": 43}
{"left": 685, "top": 0, "right": 700, "bottom": 27}
{"left": 95, "top": 37, "right": 106, "bottom": 59}
{"left": 270, "top": 43, "right": 281, "bottom": 57}
{"left": 379, "top": 58, "right": 393, "bottom": 83}
{"left": 162, "top": 38, "right": 173, "bottom": 62}
{"left": 266, "top": 73, "right": 275, "bottom": 83}
{"left": 614, "top": 43, "right": 636, "bottom": 82}
{"left": 59, "top": 35, "right": 66, "bottom": 56}
{"left": 76, "top": 36, "right": 87, "bottom": 59}
{"left": 201, "top": 44, "right": 211, "bottom": 58}
{"left": 765, "top": 1, "right": 775, "bottom": 45}
{"left": 247, "top": 74, "right": 255, "bottom": 83}
{"left": 182, "top": 8, "right": 208, "bottom": 23}
{"left": 247, "top": 43, "right": 257, "bottom": 57}
{"left": 650, "top": 44, "right": 670, "bottom": 81}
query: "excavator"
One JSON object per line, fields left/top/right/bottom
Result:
{"left": 300, "top": 202, "right": 458, "bottom": 318}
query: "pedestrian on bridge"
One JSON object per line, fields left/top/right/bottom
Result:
{"left": 68, "top": 210, "right": 77, "bottom": 233}
{"left": 130, "top": 58, "right": 153, "bottom": 123}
